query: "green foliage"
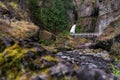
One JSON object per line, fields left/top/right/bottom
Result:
{"left": 62, "top": 31, "right": 71, "bottom": 36}
{"left": 61, "top": 0, "right": 73, "bottom": 10}
{"left": 111, "top": 64, "right": 120, "bottom": 76}
{"left": 75, "top": 25, "right": 83, "bottom": 33}
{"left": 28, "top": 0, "right": 41, "bottom": 20}
{"left": 28, "top": 0, "right": 70, "bottom": 33}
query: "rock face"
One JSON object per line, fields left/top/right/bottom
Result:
{"left": 76, "top": 0, "right": 120, "bottom": 34}
{"left": 80, "top": 0, "right": 94, "bottom": 17}
{"left": 98, "top": 0, "right": 120, "bottom": 16}
{"left": 95, "top": 0, "right": 120, "bottom": 33}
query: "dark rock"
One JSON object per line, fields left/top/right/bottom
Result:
{"left": 40, "top": 59, "right": 56, "bottom": 69}
{"left": 31, "top": 75, "right": 47, "bottom": 80}
{"left": 95, "top": 33, "right": 120, "bottom": 54}
{"left": 0, "top": 36, "right": 14, "bottom": 52}
{"left": 33, "top": 63, "right": 41, "bottom": 70}
{"left": 18, "top": 39, "right": 45, "bottom": 53}
{"left": 0, "top": 39, "right": 6, "bottom": 53}
{"left": 29, "top": 63, "right": 41, "bottom": 70}
{"left": 25, "top": 51, "right": 35, "bottom": 58}
{"left": 0, "top": 76, "right": 6, "bottom": 80}
{"left": 75, "top": 68, "right": 115, "bottom": 80}
{"left": 18, "top": 39, "right": 27, "bottom": 47}
{"left": 91, "top": 39, "right": 113, "bottom": 51}
{"left": 2, "top": 36, "right": 14, "bottom": 47}
{"left": 50, "top": 62, "right": 73, "bottom": 77}
{"left": 114, "top": 34, "right": 120, "bottom": 42}
{"left": 21, "top": 58, "right": 28, "bottom": 67}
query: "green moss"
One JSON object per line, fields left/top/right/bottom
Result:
{"left": 111, "top": 64, "right": 120, "bottom": 76}
{"left": 9, "top": 2, "right": 18, "bottom": 10}
{"left": 0, "top": 43, "right": 36, "bottom": 68}
{"left": 0, "top": 42, "right": 39, "bottom": 79}
{"left": 39, "top": 39, "right": 53, "bottom": 46}
{"left": 0, "top": 1, "right": 7, "bottom": 9}
{"left": 6, "top": 69, "right": 18, "bottom": 80}
{"left": 42, "top": 55, "right": 59, "bottom": 62}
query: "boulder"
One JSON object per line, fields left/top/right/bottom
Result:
{"left": 38, "top": 30, "right": 55, "bottom": 40}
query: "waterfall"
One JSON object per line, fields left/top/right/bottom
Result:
{"left": 70, "top": 17, "right": 112, "bottom": 37}
{"left": 70, "top": 24, "right": 76, "bottom": 33}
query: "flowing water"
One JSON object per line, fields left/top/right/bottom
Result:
{"left": 70, "top": 24, "right": 102, "bottom": 37}
{"left": 70, "top": 24, "right": 76, "bottom": 33}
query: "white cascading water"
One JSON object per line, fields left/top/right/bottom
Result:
{"left": 70, "top": 24, "right": 76, "bottom": 33}
{"left": 70, "top": 24, "right": 102, "bottom": 37}
{"left": 70, "top": 19, "right": 110, "bottom": 37}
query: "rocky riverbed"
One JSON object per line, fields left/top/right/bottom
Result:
{"left": 0, "top": 36, "right": 120, "bottom": 80}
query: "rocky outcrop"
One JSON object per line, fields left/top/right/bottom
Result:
{"left": 0, "top": 1, "right": 39, "bottom": 39}
{"left": 75, "top": 0, "right": 120, "bottom": 34}
{"left": 0, "top": 20, "right": 39, "bottom": 39}
{"left": 95, "top": 0, "right": 120, "bottom": 34}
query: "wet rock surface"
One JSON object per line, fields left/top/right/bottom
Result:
{"left": 56, "top": 50, "right": 112, "bottom": 72}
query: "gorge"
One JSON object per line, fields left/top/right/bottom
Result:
{"left": 0, "top": 0, "right": 120, "bottom": 80}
